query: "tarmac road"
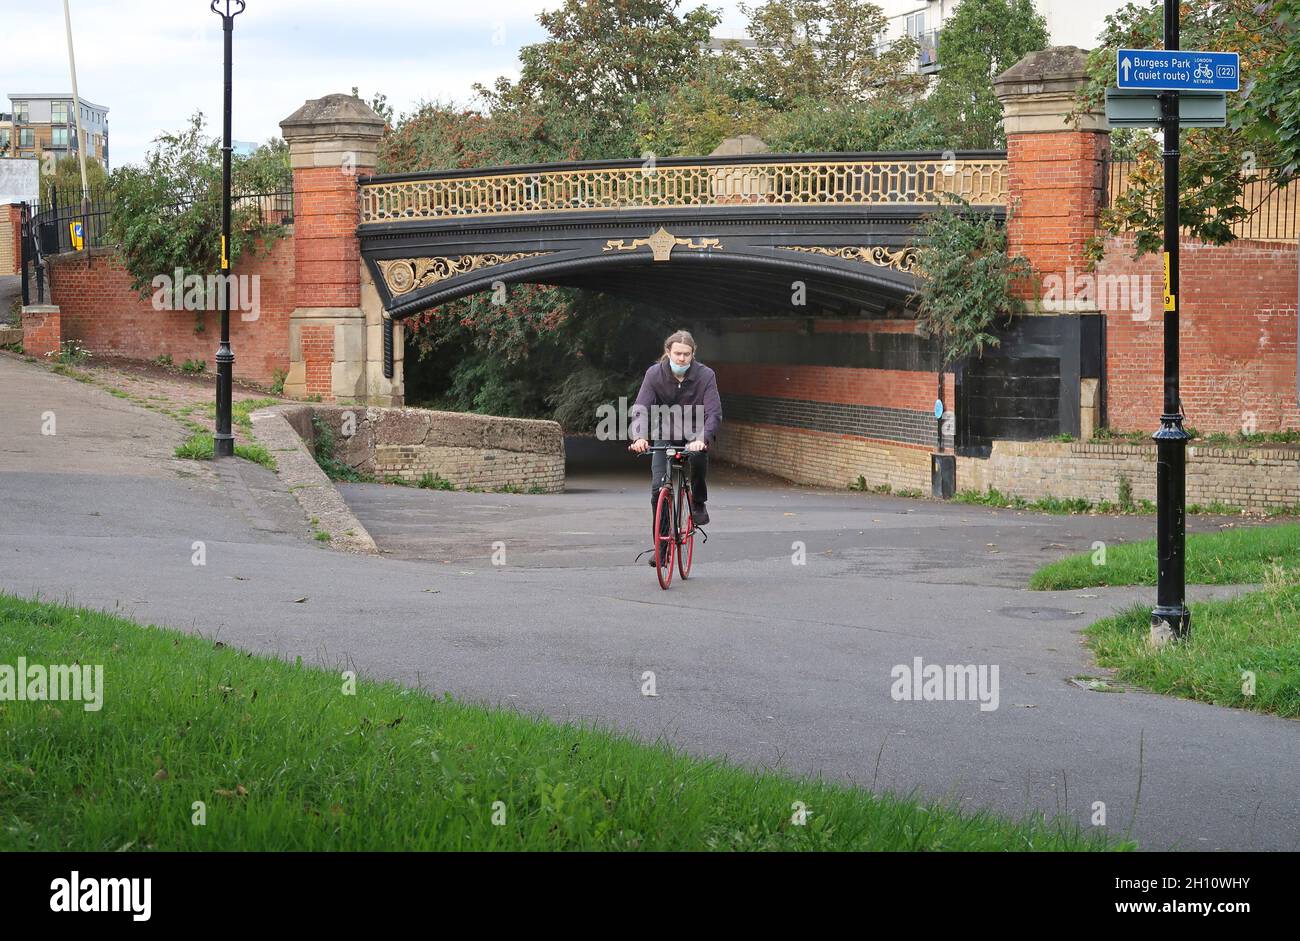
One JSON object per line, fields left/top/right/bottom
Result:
{"left": 2, "top": 353, "right": 1295, "bottom": 851}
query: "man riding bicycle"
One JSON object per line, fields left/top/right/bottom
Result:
{"left": 628, "top": 330, "right": 722, "bottom": 564}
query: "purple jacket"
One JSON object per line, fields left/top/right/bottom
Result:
{"left": 630, "top": 360, "right": 723, "bottom": 446}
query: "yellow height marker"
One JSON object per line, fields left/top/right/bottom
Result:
{"left": 1163, "top": 250, "right": 1175, "bottom": 312}
{"left": 221, "top": 235, "right": 228, "bottom": 270}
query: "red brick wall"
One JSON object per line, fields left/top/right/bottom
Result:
{"left": 1005, "top": 130, "right": 1109, "bottom": 292}
{"left": 714, "top": 363, "right": 953, "bottom": 413}
{"left": 300, "top": 323, "right": 334, "bottom": 397}
{"left": 1099, "top": 234, "right": 1300, "bottom": 433}
{"left": 47, "top": 235, "right": 295, "bottom": 384}
{"left": 23, "top": 307, "right": 61, "bottom": 358}
{"left": 293, "top": 167, "right": 360, "bottom": 308}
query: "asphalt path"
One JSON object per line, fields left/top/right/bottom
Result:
{"left": 2, "top": 353, "right": 1295, "bottom": 851}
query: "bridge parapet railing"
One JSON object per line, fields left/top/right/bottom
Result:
{"left": 359, "top": 153, "right": 1008, "bottom": 224}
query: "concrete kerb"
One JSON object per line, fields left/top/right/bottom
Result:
{"left": 251, "top": 403, "right": 379, "bottom": 555}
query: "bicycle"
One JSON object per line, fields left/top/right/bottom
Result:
{"left": 635, "top": 444, "right": 707, "bottom": 589}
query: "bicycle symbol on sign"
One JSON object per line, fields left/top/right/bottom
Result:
{"left": 1194, "top": 63, "right": 1213, "bottom": 81}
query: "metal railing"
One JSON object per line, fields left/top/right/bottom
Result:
{"left": 1106, "top": 159, "right": 1299, "bottom": 242}
{"left": 359, "top": 152, "right": 1009, "bottom": 224}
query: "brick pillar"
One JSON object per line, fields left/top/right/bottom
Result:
{"left": 994, "top": 46, "right": 1110, "bottom": 303}
{"left": 23, "top": 305, "right": 62, "bottom": 358}
{"left": 280, "top": 94, "right": 386, "bottom": 402}
{"left": 993, "top": 46, "right": 1111, "bottom": 438}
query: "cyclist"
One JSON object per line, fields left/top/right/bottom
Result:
{"left": 628, "top": 330, "right": 722, "bottom": 565}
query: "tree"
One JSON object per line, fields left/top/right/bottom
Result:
{"left": 234, "top": 138, "right": 290, "bottom": 192}
{"left": 634, "top": 54, "right": 777, "bottom": 156}
{"left": 928, "top": 0, "right": 1049, "bottom": 149}
{"left": 912, "top": 197, "right": 1034, "bottom": 418}
{"left": 736, "top": 0, "right": 925, "bottom": 108}
{"left": 40, "top": 153, "right": 108, "bottom": 200}
{"left": 105, "top": 113, "right": 282, "bottom": 296}
{"left": 1077, "top": 0, "right": 1298, "bottom": 257}
{"left": 351, "top": 87, "right": 395, "bottom": 127}
{"left": 475, "top": 0, "right": 720, "bottom": 161}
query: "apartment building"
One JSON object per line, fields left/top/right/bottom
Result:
{"left": 876, "top": 0, "right": 1131, "bottom": 73}
{"left": 5, "top": 93, "right": 109, "bottom": 169}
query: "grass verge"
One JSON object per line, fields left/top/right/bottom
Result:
{"left": 174, "top": 431, "right": 277, "bottom": 470}
{"left": 1029, "top": 523, "right": 1300, "bottom": 590}
{"left": 954, "top": 485, "right": 1300, "bottom": 519}
{"left": 1084, "top": 580, "right": 1300, "bottom": 719}
{"left": 0, "top": 594, "right": 1123, "bottom": 851}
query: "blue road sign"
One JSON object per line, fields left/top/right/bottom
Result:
{"left": 934, "top": 399, "right": 944, "bottom": 420}
{"left": 1117, "top": 49, "right": 1239, "bottom": 92}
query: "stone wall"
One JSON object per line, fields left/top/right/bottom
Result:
{"left": 283, "top": 404, "right": 564, "bottom": 492}
{"left": 957, "top": 440, "right": 1300, "bottom": 510}
{"left": 713, "top": 420, "right": 933, "bottom": 493}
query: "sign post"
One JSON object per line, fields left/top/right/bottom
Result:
{"left": 1145, "top": 6, "right": 1195, "bottom": 644}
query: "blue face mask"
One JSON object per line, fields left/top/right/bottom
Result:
{"left": 669, "top": 360, "right": 690, "bottom": 377}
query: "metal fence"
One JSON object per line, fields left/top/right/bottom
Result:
{"left": 1106, "top": 159, "right": 1299, "bottom": 242}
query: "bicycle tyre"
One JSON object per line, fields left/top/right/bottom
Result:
{"left": 676, "top": 481, "right": 695, "bottom": 579}
{"left": 653, "top": 485, "right": 675, "bottom": 589}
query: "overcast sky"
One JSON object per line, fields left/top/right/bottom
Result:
{"left": 2, "top": 0, "right": 752, "bottom": 168}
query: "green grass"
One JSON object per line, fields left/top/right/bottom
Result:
{"left": 417, "top": 472, "right": 455, "bottom": 491}
{"left": 1090, "top": 426, "right": 1300, "bottom": 448}
{"left": 0, "top": 594, "right": 1124, "bottom": 851}
{"left": 173, "top": 431, "right": 277, "bottom": 471}
{"left": 200, "top": 397, "right": 279, "bottom": 434}
{"left": 1029, "top": 523, "right": 1300, "bottom": 590}
{"left": 953, "top": 485, "right": 1290, "bottom": 518}
{"left": 1084, "top": 579, "right": 1300, "bottom": 719}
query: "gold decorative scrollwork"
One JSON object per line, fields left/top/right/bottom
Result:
{"left": 777, "top": 244, "right": 920, "bottom": 274}
{"left": 603, "top": 227, "right": 722, "bottom": 261}
{"left": 377, "top": 252, "right": 552, "bottom": 296}
{"left": 359, "top": 158, "right": 1008, "bottom": 223}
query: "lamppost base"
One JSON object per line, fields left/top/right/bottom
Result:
{"left": 1149, "top": 606, "right": 1191, "bottom": 648}
{"left": 213, "top": 433, "right": 235, "bottom": 458}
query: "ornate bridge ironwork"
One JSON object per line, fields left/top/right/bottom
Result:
{"left": 357, "top": 150, "right": 1007, "bottom": 321}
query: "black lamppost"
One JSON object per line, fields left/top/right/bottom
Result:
{"left": 211, "top": 0, "right": 245, "bottom": 458}
{"left": 1152, "top": 0, "right": 1191, "bottom": 641}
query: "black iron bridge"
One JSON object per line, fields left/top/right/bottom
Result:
{"left": 356, "top": 150, "right": 1009, "bottom": 323}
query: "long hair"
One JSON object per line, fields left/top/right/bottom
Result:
{"left": 658, "top": 329, "right": 697, "bottom": 363}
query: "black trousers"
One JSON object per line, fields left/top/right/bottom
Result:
{"left": 650, "top": 440, "right": 708, "bottom": 534}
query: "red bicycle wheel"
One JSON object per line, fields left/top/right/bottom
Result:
{"left": 653, "top": 486, "right": 675, "bottom": 589}
{"left": 676, "top": 483, "right": 695, "bottom": 579}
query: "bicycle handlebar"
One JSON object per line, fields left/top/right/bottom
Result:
{"left": 634, "top": 444, "right": 707, "bottom": 454}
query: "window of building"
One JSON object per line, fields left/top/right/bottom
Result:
{"left": 52, "top": 101, "right": 69, "bottom": 123}
{"left": 906, "top": 12, "right": 925, "bottom": 38}
{"left": 0, "top": 130, "right": 9, "bottom": 152}
{"left": 52, "top": 127, "right": 69, "bottom": 148}
{"left": 14, "top": 101, "right": 29, "bottom": 122}
{"left": 20, "top": 128, "right": 34, "bottom": 147}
